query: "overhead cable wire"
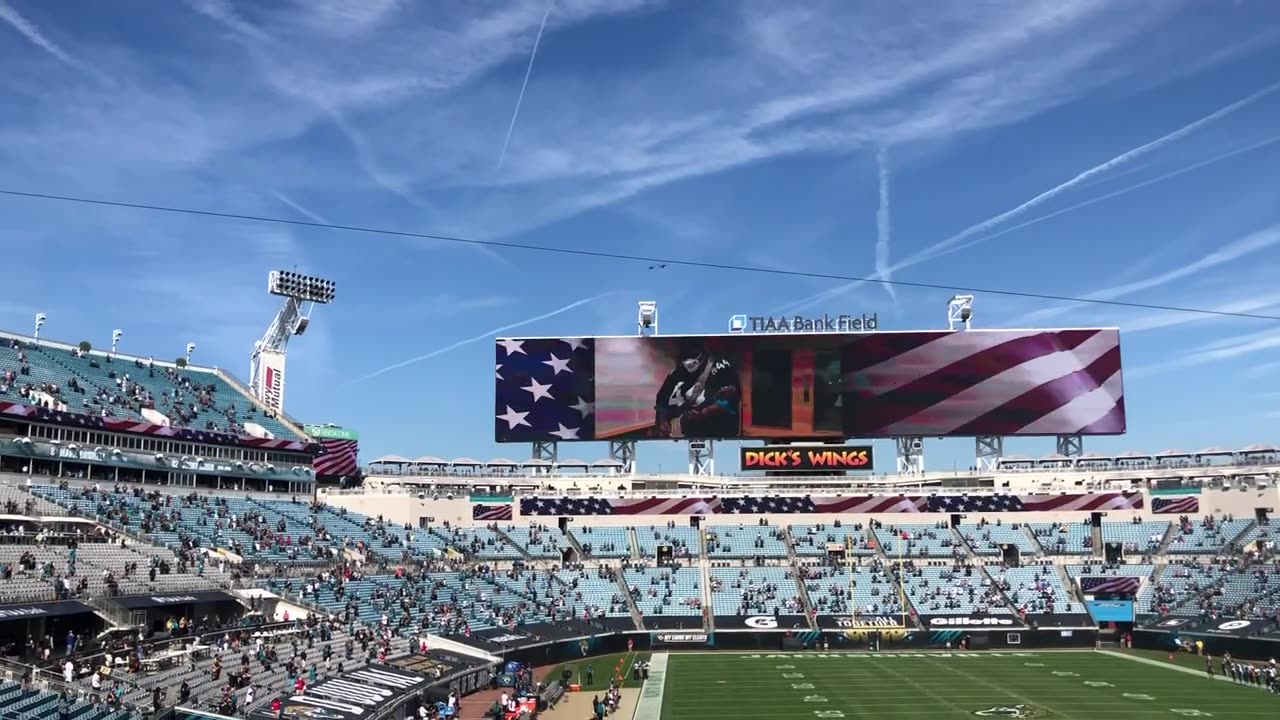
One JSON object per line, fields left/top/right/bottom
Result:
{"left": 2, "top": 187, "right": 1279, "bottom": 323}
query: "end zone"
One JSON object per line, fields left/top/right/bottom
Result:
{"left": 632, "top": 652, "right": 668, "bottom": 720}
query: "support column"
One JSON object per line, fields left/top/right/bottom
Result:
{"left": 895, "top": 436, "right": 924, "bottom": 476}
{"left": 532, "top": 440, "right": 558, "bottom": 471}
{"left": 975, "top": 436, "right": 1004, "bottom": 473}
{"left": 1056, "top": 434, "right": 1083, "bottom": 458}
{"left": 688, "top": 440, "right": 714, "bottom": 476}
{"left": 608, "top": 440, "right": 637, "bottom": 474}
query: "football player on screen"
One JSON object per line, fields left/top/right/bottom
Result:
{"left": 653, "top": 337, "right": 741, "bottom": 438}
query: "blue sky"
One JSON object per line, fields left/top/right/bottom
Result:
{"left": 1, "top": 0, "right": 1279, "bottom": 473}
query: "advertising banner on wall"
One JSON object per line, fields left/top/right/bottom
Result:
{"left": 249, "top": 664, "right": 426, "bottom": 720}
{"left": 740, "top": 445, "right": 873, "bottom": 472}
{"left": 714, "top": 615, "right": 811, "bottom": 630}
{"left": 257, "top": 350, "right": 286, "bottom": 417}
{"left": 1086, "top": 600, "right": 1135, "bottom": 623}
{"left": 495, "top": 329, "right": 1126, "bottom": 443}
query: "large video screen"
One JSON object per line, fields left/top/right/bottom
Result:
{"left": 494, "top": 329, "right": 1125, "bottom": 442}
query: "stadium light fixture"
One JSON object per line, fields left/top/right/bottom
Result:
{"left": 111, "top": 329, "right": 123, "bottom": 357}
{"left": 33, "top": 313, "right": 46, "bottom": 340}
{"left": 186, "top": 342, "right": 196, "bottom": 363}
{"left": 268, "top": 270, "right": 337, "bottom": 304}
{"left": 947, "top": 295, "right": 974, "bottom": 331}
{"left": 637, "top": 301, "right": 658, "bottom": 336}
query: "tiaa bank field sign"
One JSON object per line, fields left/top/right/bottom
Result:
{"left": 730, "top": 313, "right": 878, "bottom": 333}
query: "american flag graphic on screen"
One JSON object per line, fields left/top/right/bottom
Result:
{"left": 1151, "top": 496, "right": 1200, "bottom": 514}
{"left": 313, "top": 438, "right": 359, "bottom": 477}
{"left": 1080, "top": 576, "right": 1143, "bottom": 594}
{"left": 495, "top": 338, "right": 595, "bottom": 442}
{"left": 841, "top": 329, "right": 1126, "bottom": 436}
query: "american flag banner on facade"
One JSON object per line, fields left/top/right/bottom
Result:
{"left": 473, "top": 504, "right": 514, "bottom": 521}
{"left": 926, "top": 492, "right": 1142, "bottom": 513}
{"left": 840, "top": 329, "right": 1126, "bottom": 436}
{"left": 1079, "top": 576, "right": 1142, "bottom": 594}
{"left": 313, "top": 438, "right": 359, "bottom": 477}
{"left": 495, "top": 338, "right": 595, "bottom": 443}
{"left": 1151, "top": 496, "right": 1199, "bottom": 515}
{"left": 518, "top": 493, "right": 1139, "bottom": 517}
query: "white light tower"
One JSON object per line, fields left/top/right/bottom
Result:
{"left": 33, "top": 313, "right": 46, "bottom": 340}
{"left": 111, "top": 329, "right": 123, "bottom": 358}
{"left": 637, "top": 301, "right": 657, "bottom": 336}
{"left": 186, "top": 342, "right": 196, "bottom": 364}
{"left": 249, "top": 271, "right": 337, "bottom": 418}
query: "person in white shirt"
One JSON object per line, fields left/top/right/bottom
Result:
{"left": 246, "top": 686, "right": 256, "bottom": 706}
{"left": 500, "top": 692, "right": 508, "bottom": 708}
{"left": 63, "top": 660, "right": 74, "bottom": 683}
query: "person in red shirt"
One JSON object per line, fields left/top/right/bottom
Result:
{"left": 294, "top": 677, "right": 306, "bottom": 694}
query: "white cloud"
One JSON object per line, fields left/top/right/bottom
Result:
{"left": 1009, "top": 225, "right": 1280, "bottom": 326}
{"left": 783, "top": 79, "right": 1280, "bottom": 315}
{"left": 0, "top": 0, "right": 100, "bottom": 78}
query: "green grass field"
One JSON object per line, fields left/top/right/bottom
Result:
{"left": 652, "top": 650, "right": 1276, "bottom": 719}
{"left": 543, "top": 651, "right": 652, "bottom": 692}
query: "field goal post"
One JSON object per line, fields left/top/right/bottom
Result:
{"left": 843, "top": 535, "right": 911, "bottom": 630}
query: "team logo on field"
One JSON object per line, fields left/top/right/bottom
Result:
{"left": 973, "top": 705, "right": 1051, "bottom": 718}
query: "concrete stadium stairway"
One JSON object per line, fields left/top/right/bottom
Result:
{"left": 626, "top": 527, "right": 641, "bottom": 560}
{"left": 493, "top": 526, "right": 534, "bottom": 562}
{"left": 781, "top": 526, "right": 819, "bottom": 628}
{"left": 613, "top": 570, "right": 646, "bottom": 630}
{"left": 1021, "top": 526, "right": 1047, "bottom": 558}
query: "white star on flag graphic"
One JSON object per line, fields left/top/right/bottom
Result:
{"left": 542, "top": 354, "right": 572, "bottom": 375}
{"left": 496, "top": 406, "right": 530, "bottom": 429}
{"left": 522, "top": 379, "right": 554, "bottom": 401}
{"left": 496, "top": 363, "right": 503, "bottom": 380}
{"left": 570, "top": 398, "right": 594, "bottom": 417}
{"left": 561, "top": 338, "right": 586, "bottom": 351}
{"left": 549, "top": 423, "right": 580, "bottom": 440}
{"left": 497, "top": 339, "right": 526, "bottom": 356}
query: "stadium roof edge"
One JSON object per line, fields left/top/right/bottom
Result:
{"left": 495, "top": 327, "right": 1124, "bottom": 341}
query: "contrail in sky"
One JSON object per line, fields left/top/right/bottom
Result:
{"left": 497, "top": 2, "right": 553, "bottom": 170}
{"left": 778, "top": 80, "right": 1280, "bottom": 315}
{"left": 874, "top": 146, "right": 896, "bottom": 303}
{"left": 351, "top": 293, "right": 605, "bottom": 383}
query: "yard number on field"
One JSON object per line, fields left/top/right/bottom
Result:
{"left": 814, "top": 712, "right": 844, "bottom": 718}
{"left": 1170, "top": 710, "right": 1211, "bottom": 716}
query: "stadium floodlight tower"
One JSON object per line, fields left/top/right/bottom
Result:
{"left": 948, "top": 295, "right": 1005, "bottom": 473}
{"left": 33, "top": 313, "right": 46, "bottom": 340}
{"left": 249, "top": 271, "right": 336, "bottom": 418}
{"left": 110, "top": 329, "right": 123, "bottom": 359}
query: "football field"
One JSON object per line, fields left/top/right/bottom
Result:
{"left": 643, "top": 650, "right": 1275, "bottom": 719}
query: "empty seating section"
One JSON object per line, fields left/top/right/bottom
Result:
{"left": 802, "top": 565, "right": 905, "bottom": 619}
{"left": 1028, "top": 522, "right": 1092, "bottom": 555}
{"left": 570, "top": 526, "right": 631, "bottom": 558}
{"left": 634, "top": 526, "right": 699, "bottom": 558}
{"left": 499, "top": 525, "right": 565, "bottom": 559}
{"left": 1166, "top": 517, "right": 1253, "bottom": 554}
{"left": 0, "top": 483, "right": 65, "bottom": 514}
{"left": 1234, "top": 520, "right": 1275, "bottom": 550}
{"left": 899, "top": 566, "right": 1013, "bottom": 615}
{"left": 1188, "top": 565, "right": 1280, "bottom": 618}
{"left": 957, "top": 523, "right": 1037, "bottom": 556}
{"left": 873, "top": 523, "right": 960, "bottom": 558}
{"left": 1146, "top": 562, "right": 1234, "bottom": 615}
{"left": 788, "top": 524, "right": 874, "bottom": 557}
{"left": 1100, "top": 521, "right": 1170, "bottom": 553}
{"left": 1, "top": 339, "right": 301, "bottom": 439}
{"left": 440, "top": 527, "right": 524, "bottom": 560}
{"left": 0, "top": 679, "right": 140, "bottom": 720}
{"left": 624, "top": 567, "right": 702, "bottom": 617}
{"left": 553, "top": 568, "right": 632, "bottom": 617}
{"left": 709, "top": 567, "right": 803, "bottom": 616}
{"left": 990, "top": 566, "right": 1085, "bottom": 615}
{"left": 704, "top": 524, "right": 788, "bottom": 558}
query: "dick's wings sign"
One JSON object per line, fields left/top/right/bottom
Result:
{"left": 251, "top": 665, "right": 426, "bottom": 720}
{"left": 741, "top": 445, "right": 873, "bottom": 472}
